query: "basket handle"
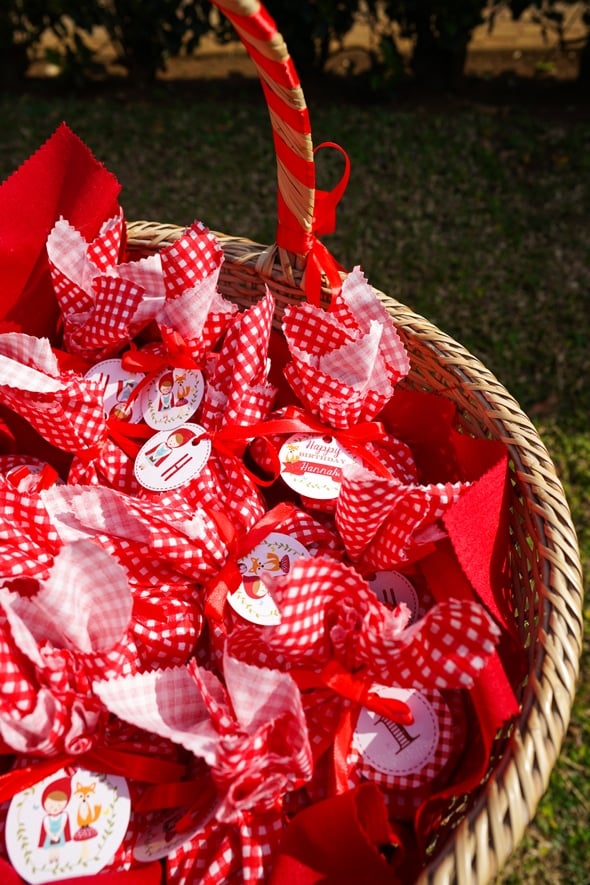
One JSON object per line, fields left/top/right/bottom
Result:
{"left": 211, "top": 0, "right": 349, "bottom": 301}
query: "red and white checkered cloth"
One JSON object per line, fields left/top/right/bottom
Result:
{"left": 0, "top": 539, "right": 138, "bottom": 756}
{"left": 347, "top": 689, "right": 468, "bottom": 823}
{"left": 336, "top": 462, "right": 468, "bottom": 569}
{"left": 95, "top": 653, "right": 312, "bottom": 815}
{"left": 166, "top": 809, "right": 283, "bottom": 885}
{"left": 154, "top": 450, "right": 268, "bottom": 536}
{"left": 41, "top": 484, "right": 227, "bottom": 585}
{"left": 0, "top": 331, "right": 104, "bottom": 455}
{"left": 282, "top": 266, "right": 410, "bottom": 429}
{"left": 0, "top": 331, "right": 142, "bottom": 494}
{"left": 200, "top": 289, "right": 277, "bottom": 431}
{"left": 0, "top": 473, "right": 61, "bottom": 582}
{"left": 47, "top": 210, "right": 166, "bottom": 362}
{"left": 228, "top": 557, "right": 500, "bottom": 692}
{"left": 39, "top": 484, "right": 235, "bottom": 668}
{"left": 157, "top": 221, "right": 238, "bottom": 362}
{"left": 95, "top": 652, "right": 312, "bottom": 882}
{"left": 68, "top": 439, "right": 141, "bottom": 495}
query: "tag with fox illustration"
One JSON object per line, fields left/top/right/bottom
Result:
{"left": 5, "top": 767, "right": 130, "bottom": 883}
{"left": 227, "top": 532, "right": 310, "bottom": 625}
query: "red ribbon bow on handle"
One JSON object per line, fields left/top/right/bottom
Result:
{"left": 275, "top": 142, "right": 351, "bottom": 306}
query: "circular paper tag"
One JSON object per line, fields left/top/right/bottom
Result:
{"left": 85, "top": 358, "right": 144, "bottom": 423}
{"left": 278, "top": 433, "right": 360, "bottom": 500}
{"left": 133, "top": 798, "right": 216, "bottom": 863}
{"left": 353, "top": 687, "right": 445, "bottom": 778}
{"left": 134, "top": 423, "right": 211, "bottom": 491}
{"left": 5, "top": 767, "right": 130, "bottom": 883}
{"left": 227, "top": 532, "right": 309, "bottom": 626}
{"left": 141, "top": 368, "right": 204, "bottom": 430}
{"left": 367, "top": 571, "right": 420, "bottom": 623}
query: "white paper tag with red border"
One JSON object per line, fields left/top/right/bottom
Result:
{"left": 134, "top": 423, "right": 211, "bottom": 491}
{"left": 141, "top": 367, "right": 204, "bottom": 430}
{"left": 5, "top": 767, "right": 130, "bottom": 883}
{"left": 278, "top": 433, "right": 360, "bottom": 500}
{"left": 367, "top": 571, "right": 420, "bottom": 623}
{"left": 227, "top": 532, "right": 310, "bottom": 626}
{"left": 84, "top": 358, "right": 145, "bottom": 424}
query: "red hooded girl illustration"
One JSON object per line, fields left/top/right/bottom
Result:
{"left": 157, "top": 371, "right": 175, "bottom": 411}
{"left": 39, "top": 775, "right": 72, "bottom": 858}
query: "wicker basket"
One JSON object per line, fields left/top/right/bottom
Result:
{"left": 125, "top": 1, "right": 584, "bottom": 882}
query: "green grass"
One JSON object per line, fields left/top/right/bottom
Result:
{"left": 0, "top": 77, "right": 588, "bottom": 883}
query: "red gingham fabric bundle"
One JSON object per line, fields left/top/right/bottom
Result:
{"left": 0, "top": 540, "right": 137, "bottom": 758}
{"left": 282, "top": 267, "right": 410, "bottom": 429}
{"left": 40, "top": 484, "right": 227, "bottom": 590}
{"left": 95, "top": 653, "right": 312, "bottom": 883}
{"left": 47, "top": 210, "right": 165, "bottom": 363}
{"left": 199, "top": 289, "right": 277, "bottom": 431}
{"left": 0, "top": 331, "right": 141, "bottom": 495}
{"left": 38, "top": 483, "right": 229, "bottom": 670}
{"left": 157, "top": 221, "right": 238, "bottom": 362}
{"left": 0, "top": 127, "right": 524, "bottom": 885}
{"left": 226, "top": 558, "right": 499, "bottom": 690}
{"left": 0, "top": 470, "right": 61, "bottom": 583}
{"left": 336, "top": 462, "right": 467, "bottom": 570}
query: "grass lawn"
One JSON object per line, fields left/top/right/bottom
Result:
{"left": 0, "top": 73, "right": 588, "bottom": 883}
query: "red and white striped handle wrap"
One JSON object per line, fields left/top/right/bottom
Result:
{"left": 212, "top": 0, "right": 347, "bottom": 299}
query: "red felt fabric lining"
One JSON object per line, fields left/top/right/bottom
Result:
{"left": 0, "top": 123, "right": 121, "bottom": 339}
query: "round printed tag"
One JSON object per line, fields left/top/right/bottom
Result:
{"left": 227, "top": 532, "right": 309, "bottom": 626}
{"left": 85, "top": 358, "right": 145, "bottom": 423}
{"left": 141, "top": 367, "right": 204, "bottom": 430}
{"left": 5, "top": 767, "right": 130, "bottom": 883}
{"left": 134, "top": 423, "right": 211, "bottom": 492}
{"left": 133, "top": 797, "right": 216, "bottom": 863}
{"left": 278, "top": 433, "right": 360, "bottom": 500}
{"left": 350, "top": 686, "right": 460, "bottom": 820}
{"left": 353, "top": 687, "right": 441, "bottom": 779}
{"left": 367, "top": 571, "right": 420, "bottom": 623}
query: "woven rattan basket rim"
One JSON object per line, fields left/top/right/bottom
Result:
{"left": 125, "top": 219, "right": 584, "bottom": 884}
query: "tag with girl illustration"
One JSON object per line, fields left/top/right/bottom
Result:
{"left": 5, "top": 767, "right": 130, "bottom": 883}
{"left": 142, "top": 367, "right": 204, "bottom": 430}
{"left": 134, "top": 423, "right": 211, "bottom": 491}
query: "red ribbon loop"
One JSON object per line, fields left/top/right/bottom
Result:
{"left": 106, "top": 414, "right": 154, "bottom": 459}
{"left": 121, "top": 328, "right": 201, "bottom": 375}
{"left": 214, "top": 405, "right": 385, "bottom": 447}
{"left": 293, "top": 660, "right": 413, "bottom": 727}
{"left": 312, "top": 142, "right": 351, "bottom": 237}
{"left": 0, "top": 747, "right": 187, "bottom": 806}
{"left": 213, "top": 406, "right": 390, "bottom": 480}
{"left": 275, "top": 140, "right": 350, "bottom": 305}
{"left": 292, "top": 661, "right": 413, "bottom": 792}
